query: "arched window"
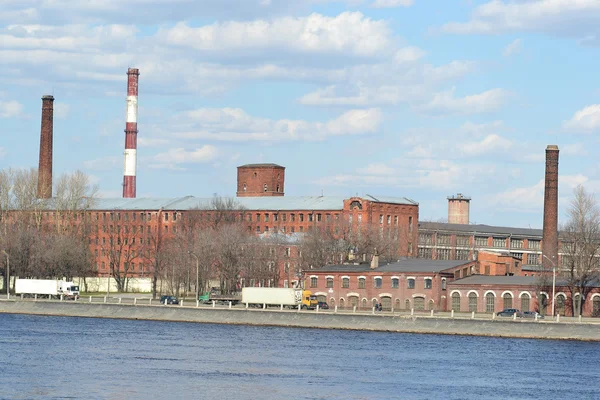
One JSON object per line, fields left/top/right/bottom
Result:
{"left": 468, "top": 293, "right": 478, "bottom": 312}
{"left": 593, "top": 297, "right": 600, "bottom": 317}
{"left": 520, "top": 293, "right": 530, "bottom": 312}
{"left": 276, "top": 184, "right": 280, "bottom": 192}
{"left": 414, "top": 297, "right": 425, "bottom": 311}
{"left": 349, "top": 296, "right": 358, "bottom": 308}
{"left": 486, "top": 292, "right": 495, "bottom": 313}
{"left": 574, "top": 294, "right": 582, "bottom": 317}
{"left": 342, "top": 277, "right": 349, "bottom": 288}
{"left": 428, "top": 299, "right": 435, "bottom": 311}
{"left": 330, "top": 298, "right": 335, "bottom": 308}
{"left": 424, "top": 278, "right": 432, "bottom": 289}
{"left": 358, "top": 278, "right": 366, "bottom": 289}
{"left": 243, "top": 183, "right": 247, "bottom": 191}
{"left": 407, "top": 278, "right": 415, "bottom": 289}
{"left": 503, "top": 293, "right": 513, "bottom": 309}
{"left": 395, "top": 299, "right": 401, "bottom": 310}
{"left": 326, "top": 278, "right": 333, "bottom": 288}
{"left": 557, "top": 294, "right": 566, "bottom": 316}
{"left": 374, "top": 278, "right": 382, "bottom": 288}
{"left": 452, "top": 292, "right": 461, "bottom": 312}
{"left": 361, "top": 298, "right": 367, "bottom": 309}
{"left": 339, "top": 298, "right": 345, "bottom": 309}
{"left": 317, "top": 295, "right": 326, "bottom": 303}
{"left": 405, "top": 299, "right": 410, "bottom": 310}
{"left": 392, "top": 278, "right": 399, "bottom": 288}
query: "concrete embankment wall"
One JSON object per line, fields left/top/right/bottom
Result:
{"left": 1, "top": 300, "right": 599, "bottom": 342}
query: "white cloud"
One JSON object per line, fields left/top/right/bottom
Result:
{"left": 151, "top": 145, "right": 218, "bottom": 169}
{"left": 159, "top": 12, "right": 392, "bottom": 58}
{"left": 53, "top": 102, "right": 70, "bottom": 119}
{"left": 563, "top": 104, "right": 600, "bottom": 132}
{"left": 0, "top": 100, "right": 24, "bottom": 118}
{"left": 164, "top": 107, "right": 382, "bottom": 142}
{"left": 503, "top": 38, "right": 522, "bottom": 57}
{"left": 420, "top": 88, "right": 511, "bottom": 115}
{"left": 459, "top": 134, "right": 513, "bottom": 155}
{"left": 441, "top": 0, "right": 600, "bottom": 43}
{"left": 370, "top": 0, "right": 414, "bottom": 8}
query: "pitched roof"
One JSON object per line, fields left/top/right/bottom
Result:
{"left": 310, "top": 258, "right": 471, "bottom": 274}
{"left": 419, "top": 221, "right": 543, "bottom": 238}
{"left": 449, "top": 275, "right": 540, "bottom": 286}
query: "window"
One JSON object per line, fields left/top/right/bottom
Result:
{"left": 394, "top": 216, "right": 398, "bottom": 225}
{"left": 441, "top": 279, "right": 447, "bottom": 290}
{"left": 418, "top": 247, "right": 432, "bottom": 258}
{"left": 256, "top": 213, "right": 261, "bottom": 222}
{"left": 285, "top": 248, "right": 291, "bottom": 257}
{"left": 342, "top": 277, "right": 349, "bottom": 288}
{"left": 521, "top": 293, "right": 530, "bottom": 312}
{"left": 456, "top": 250, "right": 470, "bottom": 260}
{"left": 593, "top": 297, "right": 600, "bottom": 317}
{"left": 492, "top": 237, "right": 506, "bottom": 248}
{"left": 528, "top": 240, "right": 541, "bottom": 250}
{"left": 407, "top": 278, "right": 415, "bottom": 289}
{"left": 379, "top": 214, "right": 384, "bottom": 224}
{"left": 308, "top": 214, "right": 313, "bottom": 222}
{"left": 424, "top": 278, "right": 432, "bottom": 289}
{"left": 437, "top": 249, "right": 450, "bottom": 260}
{"left": 557, "top": 294, "right": 566, "bottom": 316}
{"left": 326, "top": 278, "right": 333, "bottom": 288}
{"left": 452, "top": 293, "right": 461, "bottom": 312}
{"left": 485, "top": 293, "right": 495, "bottom": 313}
{"left": 468, "top": 293, "right": 477, "bottom": 312}
{"left": 317, "top": 214, "right": 322, "bottom": 222}
{"left": 392, "top": 278, "right": 399, "bottom": 289}
{"left": 358, "top": 278, "right": 366, "bottom": 289}
{"left": 456, "top": 236, "right": 470, "bottom": 246}
{"left": 263, "top": 184, "right": 268, "bottom": 192}
{"left": 310, "top": 277, "right": 317, "bottom": 288}
{"left": 510, "top": 239, "right": 523, "bottom": 249}
{"left": 511, "top": 252, "right": 523, "bottom": 260}
{"left": 164, "top": 213, "right": 169, "bottom": 221}
{"left": 419, "top": 233, "right": 433, "bottom": 244}
{"left": 503, "top": 293, "right": 513, "bottom": 309}
{"left": 387, "top": 215, "right": 391, "bottom": 224}
{"left": 437, "top": 234, "right": 450, "bottom": 245}
{"left": 408, "top": 216, "right": 413, "bottom": 232}
{"left": 374, "top": 278, "right": 382, "bottom": 288}
{"left": 485, "top": 265, "right": 490, "bottom": 275}
{"left": 256, "top": 226, "right": 260, "bottom": 233}
{"left": 299, "top": 214, "right": 304, "bottom": 222}
{"left": 527, "top": 253, "right": 540, "bottom": 265}
{"left": 475, "top": 236, "right": 488, "bottom": 247}
{"left": 282, "top": 214, "right": 287, "bottom": 222}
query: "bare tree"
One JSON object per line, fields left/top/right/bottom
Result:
{"left": 104, "top": 215, "right": 139, "bottom": 292}
{"left": 559, "top": 185, "right": 600, "bottom": 316}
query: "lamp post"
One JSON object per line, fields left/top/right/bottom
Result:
{"left": 2, "top": 250, "right": 9, "bottom": 300}
{"left": 189, "top": 251, "right": 199, "bottom": 301}
{"left": 102, "top": 247, "right": 109, "bottom": 297}
{"left": 543, "top": 254, "right": 556, "bottom": 317}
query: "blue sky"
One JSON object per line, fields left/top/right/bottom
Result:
{"left": 1, "top": 0, "right": 600, "bottom": 229}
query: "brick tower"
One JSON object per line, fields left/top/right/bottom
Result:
{"left": 237, "top": 164, "right": 285, "bottom": 197}
{"left": 542, "top": 145, "right": 559, "bottom": 271}
{"left": 37, "top": 95, "right": 54, "bottom": 199}
{"left": 448, "top": 193, "right": 470, "bottom": 224}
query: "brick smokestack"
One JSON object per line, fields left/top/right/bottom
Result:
{"left": 123, "top": 68, "right": 139, "bottom": 198}
{"left": 37, "top": 95, "right": 54, "bottom": 199}
{"left": 542, "top": 145, "right": 559, "bottom": 271}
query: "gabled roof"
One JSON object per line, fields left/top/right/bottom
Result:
{"left": 310, "top": 258, "right": 471, "bottom": 274}
{"left": 419, "top": 221, "right": 543, "bottom": 238}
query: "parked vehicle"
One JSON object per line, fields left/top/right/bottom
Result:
{"left": 241, "top": 288, "right": 318, "bottom": 309}
{"left": 159, "top": 295, "right": 179, "bottom": 305}
{"left": 15, "top": 279, "right": 80, "bottom": 300}
{"left": 496, "top": 308, "right": 523, "bottom": 318}
{"left": 522, "top": 311, "right": 544, "bottom": 319}
{"left": 318, "top": 301, "right": 329, "bottom": 309}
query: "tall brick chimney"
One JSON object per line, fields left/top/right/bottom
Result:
{"left": 37, "top": 95, "right": 54, "bottom": 199}
{"left": 542, "top": 145, "right": 559, "bottom": 271}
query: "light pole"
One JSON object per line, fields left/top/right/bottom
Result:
{"left": 2, "top": 250, "right": 9, "bottom": 300}
{"left": 189, "top": 251, "right": 199, "bottom": 301}
{"left": 102, "top": 247, "right": 109, "bottom": 297}
{"left": 543, "top": 254, "right": 556, "bottom": 317}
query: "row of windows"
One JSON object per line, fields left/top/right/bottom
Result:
{"left": 313, "top": 276, "right": 440, "bottom": 290}
{"left": 320, "top": 296, "right": 435, "bottom": 311}
{"left": 419, "top": 234, "right": 541, "bottom": 250}
{"left": 251, "top": 213, "right": 339, "bottom": 223}
{"left": 451, "top": 292, "right": 533, "bottom": 313}
{"left": 417, "top": 247, "right": 474, "bottom": 261}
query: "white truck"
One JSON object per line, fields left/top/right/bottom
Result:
{"left": 241, "top": 287, "right": 317, "bottom": 309}
{"left": 15, "top": 279, "right": 80, "bottom": 300}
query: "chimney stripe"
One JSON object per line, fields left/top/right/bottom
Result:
{"left": 123, "top": 68, "right": 139, "bottom": 198}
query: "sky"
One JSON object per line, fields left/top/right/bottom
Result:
{"left": 1, "top": 0, "right": 600, "bottom": 229}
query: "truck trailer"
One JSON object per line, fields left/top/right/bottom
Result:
{"left": 15, "top": 279, "right": 80, "bottom": 300}
{"left": 241, "top": 287, "right": 318, "bottom": 309}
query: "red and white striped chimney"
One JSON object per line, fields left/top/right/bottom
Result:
{"left": 123, "top": 68, "right": 139, "bottom": 198}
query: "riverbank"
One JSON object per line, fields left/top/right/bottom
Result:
{"left": 1, "top": 299, "right": 599, "bottom": 341}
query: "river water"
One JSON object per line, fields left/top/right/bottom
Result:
{"left": 0, "top": 314, "right": 598, "bottom": 400}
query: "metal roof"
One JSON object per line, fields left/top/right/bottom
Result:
{"left": 238, "top": 163, "right": 284, "bottom": 168}
{"left": 449, "top": 275, "right": 540, "bottom": 286}
{"left": 419, "top": 221, "right": 543, "bottom": 238}
{"left": 311, "top": 258, "right": 471, "bottom": 274}
{"left": 85, "top": 195, "right": 417, "bottom": 211}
